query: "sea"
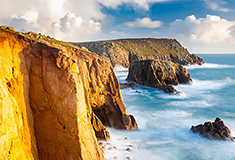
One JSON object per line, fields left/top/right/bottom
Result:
{"left": 102, "top": 54, "right": 235, "bottom": 160}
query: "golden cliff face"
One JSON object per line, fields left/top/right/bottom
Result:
{"left": 0, "top": 28, "right": 137, "bottom": 159}
{"left": 0, "top": 32, "right": 38, "bottom": 160}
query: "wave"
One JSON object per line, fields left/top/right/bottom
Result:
{"left": 185, "top": 63, "right": 235, "bottom": 70}
{"left": 167, "top": 100, "right": 213, "bottom": 108}
{"left": 157, "top": 92, "right": 189, "bottom": 99}
{"left": 175, "top": 77, "right": 235, "bottom": 94}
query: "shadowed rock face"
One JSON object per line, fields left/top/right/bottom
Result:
{"left": 72, "top": 38, "right": 204, "bottom": 68}
{"left": 191, "top": 117, "right": 234, "bottom": 141}
{"left": 0, "top": 27, "right": 137, "bottom": 160}
{"left": 126, "top": 59, "right": 192, "bottom": 93}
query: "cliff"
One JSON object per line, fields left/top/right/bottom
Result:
{"left": 126, "top": 59, "right": 192, "bottom": 93}
{"left": 72, "top": 38, "right": 204, "bottom": 68}
{"left": 0, "top": 26, "right": 137, "bottom": 160}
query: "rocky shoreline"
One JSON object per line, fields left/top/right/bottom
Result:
{"left": 72, "top": 38, "right": 202, "bottom": 93}
{"left": 2, "top": 26, "right": 232, "bottom": 160}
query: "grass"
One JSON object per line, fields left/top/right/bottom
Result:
{"left": 0, "top": 25, "right": 98, "bottom": 56}
{"left": 72, "top": 38, "right": 189, "bottom": 58}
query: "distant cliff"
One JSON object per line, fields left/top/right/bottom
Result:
{"left": 72, "top": 38, "right": 204, "bottom": 68}
{"left": 0, "top": 26, "right": 137, "bottom": 160}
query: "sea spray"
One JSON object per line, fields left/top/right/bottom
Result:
{"left": 105, "top": 54, "right": 235, "bottom": 160}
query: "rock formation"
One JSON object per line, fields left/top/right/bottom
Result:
{"left": 191, "top": 117, "right": 234, "bottom": 141}
{"left": 72, "top": 38, "right": 204, "bottom": 68}
{"left": 120, "top": 82, "right": 138, "bottom": 89}
{"left": 0, "top": 26, "right": 138, "bottom": 160}
{"left": 126, "top": 59, "right": 192, "bottom": 93}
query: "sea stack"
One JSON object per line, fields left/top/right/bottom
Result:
{"left": 126, "top": 59, "right": 192, "bottom": 93}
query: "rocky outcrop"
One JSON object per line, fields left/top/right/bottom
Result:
{"left": 191, "top": 117, "right": 234, "bottom": 141}
{"left": 72, "top": 38, "right": 204, "bottom": 68}
{"left": 126, "top": 59, "right": 191, "bottom": 93}
{"left": 0, "top": 27, "right": 137, "bottom": 160}
{"left": 120, "top": 82, "right": 138, "bottom": 89}
{"left": 91, "top": 114, "right": 110, "bottom": 140}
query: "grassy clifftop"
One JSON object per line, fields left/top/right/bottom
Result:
{"left": 72, "top": 38, "right": 204, "bottom": 67}
{"left": 0, "top": 25, "right": 91, "bottom": 54}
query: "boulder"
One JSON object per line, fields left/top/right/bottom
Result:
{"left": 126, "top": 59, "right": 191, "bottom": 93}
{"left": 191, "top": 117, "right": 234, "bottom": 141}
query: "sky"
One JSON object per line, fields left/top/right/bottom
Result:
{"left": 0, "top": 0, "right": 235, "bottom": 53}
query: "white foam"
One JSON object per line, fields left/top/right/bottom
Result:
{"left": 102, "top": 128, "right": 137, "bottom": 160}
{"left": 167, "top": 100, "right": 213, "bottom": 108}
{"left": 107, "top": 61, "right": 235, "bottom": 160}
{"left": 114, "top": 65, "right": 128, "bottom": 71}
{"left": 131, "top": 109, "right": 193, "bottom": 129}
{"left": 153, "top": 110, "right": 192, "bottom": 118}
{"left": 175, "top": 77, "right": 235, "bottom": 95}
{"left": 157, "top": 92, "right": 190, "bottom": 99}
{"left": 185, "top": 63, "right": 235, "bottom": 70}
{"left": 156, "top": 77, "right": 235, "bottom": 100}
{"left": 145, "top": 141, "right": 174, "bottom": 145}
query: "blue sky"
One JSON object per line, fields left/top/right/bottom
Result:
{"left": 1, "top": 0, "right": 235, "bottom": 53}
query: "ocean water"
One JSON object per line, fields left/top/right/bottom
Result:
{"left": 102, "top": 54, "right": 235, "bottom": 160}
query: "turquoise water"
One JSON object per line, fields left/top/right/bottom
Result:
{"left": 104, "top": 54, "right": 235, "bottom": 160}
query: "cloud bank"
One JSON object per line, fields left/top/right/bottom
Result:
{"left": 0, "top": 0, "right": 169, "bottom": 41}
{"left": 51, "top": 12, "right": 102, "bottom": 41}
{"left": 1, "top": 0, "right": 235, "bottom": 52}
{"left": 165, "top": 14, "right": 235, "bottom": 53}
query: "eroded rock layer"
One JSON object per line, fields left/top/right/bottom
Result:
{"left": 126, "top": 59, "right": 192, "bottom": 93}
{"left": 72, "top": 38, "right": 204, "bottom": 68}
{"left": 0, "top": 27, "right": 137, "bottom": 160}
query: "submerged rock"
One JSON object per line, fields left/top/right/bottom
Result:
{"left": 191, "top": 117, "right": 234, "bottom": 141}
{"left": 120, "top": 82, "right": 138, "bottom": 89}
{"left": 126, "top": 59, "right": 191, "bottom": 93}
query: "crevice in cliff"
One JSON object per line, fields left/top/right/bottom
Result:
{"left": 57, "top": 117, "right": 66, "bottom": 130}
{"left": 8, "top": 139, "right": 13, "bottom": 157}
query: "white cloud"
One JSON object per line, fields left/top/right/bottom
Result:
{"left": 51, "top": 12, "right": 102, "bottom": 41}
{"left": 126, "top": 17, "right": 162, "bottom": 28}
{"left": 9, "top": 10, "right": 43, "bottom": 32}
{"left": 0, "top": 0, "right": 170, "bottom": 41}
{"left": 165, "top": 14, "right": 235, "bottom": 53}
{"left": 204, "top": 0, "right": 231, "bottom": 12}
{"left": 0, "top": 0, "right": 105, "bottom": 41}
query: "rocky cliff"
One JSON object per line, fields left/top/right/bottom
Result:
{"left": 126, "top": 59, "right": 192, "bottom": 93}
{"left": 72, "top": 38, "right": 204, "bottom": 68}
{"left": 0, "top": 26, "right": 137, "bottom": 160}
